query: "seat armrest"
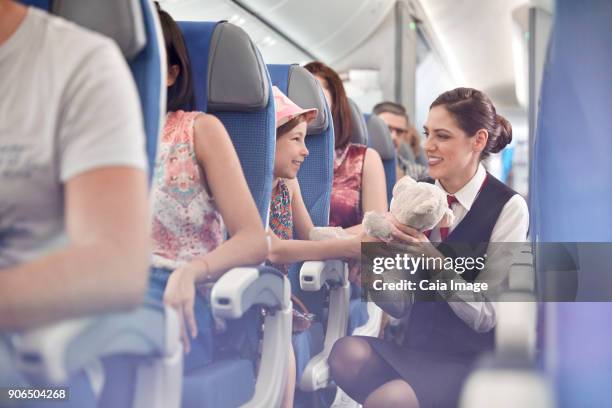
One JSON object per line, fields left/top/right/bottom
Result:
{"left": 211, "top": 265, "right": 290, "bottom": 319}
{"left": 300, "top": 260, "right": 346, "bottom": 291}
{"left": 210, "top": 265, "right": 292, "bottom": 408}
{"left": 299, "top": 261, "right": 350, "bottom": 391}
{"left": 460, "top": 355, "right": 554, "bottom": 408}
{"left": 15, "top": 299, "right": 178, "bottom": 386}
{"left": 351, "top": 302, "right": 383, "bottom": 337}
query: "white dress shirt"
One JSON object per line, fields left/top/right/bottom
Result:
{"left": 429, "top": 163, "right": 529, "bottom": 332}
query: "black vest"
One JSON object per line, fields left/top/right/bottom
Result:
{"left": 404, "top": 174, "right": 517, "bottom": 357}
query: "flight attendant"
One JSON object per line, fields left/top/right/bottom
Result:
{"left": 328, "top": 87, "right": 529, "bottom": 408}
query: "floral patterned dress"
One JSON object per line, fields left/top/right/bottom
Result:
{"left": 151, "top": 110, "right": 225, "bottom": 270}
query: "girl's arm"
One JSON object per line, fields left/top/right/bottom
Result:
{"left": 267, "top": 178, "right": 361, "bottom": 264}
{"left": 267, "top": 230, "right": 360, "bottom": 264}
{"left": 289, "top": 178, "right": 314, "bottom": 240}
{"left": 190, "top": 114, "right": 268, "bottom": 280}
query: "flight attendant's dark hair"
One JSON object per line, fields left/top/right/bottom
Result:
{"left": 430, "top": 87, "right": 512, "bottom": 159}
{"left": 304, "top": 61, "right": 352, "bottom": 150}
{"left": 155, "top": 2, "right": 195, "bottom": 111}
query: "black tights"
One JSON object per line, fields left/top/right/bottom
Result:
{"left": 328, "top": 336, "right": 420, "bottom": 408}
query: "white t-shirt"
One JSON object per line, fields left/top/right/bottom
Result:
{"left": 0, "top": 7, "right": 147, "bottom": 269}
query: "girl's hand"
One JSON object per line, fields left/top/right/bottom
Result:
{"left": 163, "top": 264, "right": 199, "bottom": 354}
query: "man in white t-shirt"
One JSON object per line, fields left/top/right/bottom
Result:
{"left": 0, "top": 0, "right": 150, "bottom": 332}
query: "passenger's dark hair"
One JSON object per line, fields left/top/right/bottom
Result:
{"left": 277, "top": 115, "right": 307, "bottom": 138}
{"left": 430, "top": 87, "right": 512, "bottom": 159}
{"left": 304, "top": 61, "right": 352, "bottom": 150}
{"left": 372, "top": 101, "right": 410, "bottom": 123}
{"left": 155, "top": 2, "right": 194, "bottom": 111}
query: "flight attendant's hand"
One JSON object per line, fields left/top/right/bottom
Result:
{"left": 164, "top": 265, "right": 199, "bottom": 354}
{"left": 389, "top": 219, "right": 443, "bottom": 261}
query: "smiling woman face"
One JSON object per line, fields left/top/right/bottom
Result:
{"left": 423, "top": 105, "right": 486, "bottom": 191}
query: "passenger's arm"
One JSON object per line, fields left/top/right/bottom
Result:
{"left": 267, "top": 230, "right": 360, "bottom": 265}
{"left": 361, "top": 147, "right": 388, "bottom": 214}
{"left": 267, "top": 179, "right": 361, "bottom": 264}
{"left": 344, "top": 148, "right": 388, "bottom": 236}
{"left": 191, "top": 114, "right": 268, "bottom": 278}
{"left": 0, "top": 167, "right": 150, "bottom": 330}
{"left": 289, "top": 178, "right": 314, "bottom": 240}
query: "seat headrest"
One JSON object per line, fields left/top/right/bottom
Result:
{"left": 18, "top": 0, "right": 50, "bottom": 10}
{"left": 52, "top": 0, "right": 146, "bottom": 60}
{"left": 286, "top": 65, "right": 329, "bottom": 134}
{"left": 208, "top": 22, "right": 270, "bottom": 111}
{"left": 349, "top": 99, "right": 368, "bottom": 145}
{"left": 179, "top": 21, "right": 270, "bottom": 112}
{"left": 366, "top": 114, "right": 395, "bottom": 160}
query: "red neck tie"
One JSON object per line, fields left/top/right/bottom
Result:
{"left": 439, "top": 195, "right": 458, "bottom": 241}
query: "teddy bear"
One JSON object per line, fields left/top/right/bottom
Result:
{"left": 362, "top": 175, "right": 454, "bottom": 242}
{"left": 308, "top": 175, "right": 453, "bottom": 243}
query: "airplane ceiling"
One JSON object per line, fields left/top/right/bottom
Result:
{"left": 159, "top": 0, "right": 554, "bottom": 111}
{"left": 236, "top": 0, "right": 396, "bottom": 64}
{"left": 419, "top": 0, "right": 526, "bottom": 108}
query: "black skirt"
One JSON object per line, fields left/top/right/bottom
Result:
{"left": 359, "top": 336, "right": 476, "bottom": 408}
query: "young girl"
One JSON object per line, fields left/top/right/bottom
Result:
{"left": 328, "top": 87, "right": 529, "bottom": 408}
{"left": 268, "top": 86, "right": 363, "bottom": 266}
{"left": 150, "top": 4, "right": 267, "bottom": 369}
{"left": 268, "top": 87, "right": 363, "bottom": 407}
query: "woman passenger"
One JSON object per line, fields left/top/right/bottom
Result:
{"left": 328, "top": 88, "right": 529, "bottom": 408}
{"left": 304, "top": 62, "right": 387, "bottom": 233}
{"left": 150, "top": 4, "right": 267, "bottom": 368}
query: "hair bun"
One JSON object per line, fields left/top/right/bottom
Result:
{"left": 491, "top": 114, "right": 512, "bottom": 153}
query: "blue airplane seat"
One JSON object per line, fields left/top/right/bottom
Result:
{"left": 179, "top": 21, "right": 275, "bottom": 222}
{"left": 365, "top": 113, "right": 396, "bottom": 203}
{"left": 267, "top": 64, "right": 334, "bottom": 228}
{"left": 268, "top": 64, "right": 334, "bottom": 384}
{"left": 18, "top": 0, "right": 49, "bottom": 10}
{"left": 179, "top": 22, "right": 291, "bottom": 408}
{"left": 530, "top": 1, "right": 612, "bottom": 407}
{"left": 268, "top": 63, "right": 333, "bottom": 319}
{"left": 462, "top": 2, "right": 612, "bottom": 407}
{"left": 348, "top": 99, "right": 368, "bottom": 146}
{"left": 13, "top": 2, "right": 180, "bottom": 408}
{"left": 20, "top": 0, "right": 165, "bottom": 181}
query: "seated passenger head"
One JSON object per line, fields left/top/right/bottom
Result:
{"left": 304, "top": 61, "right": 352, "bottom": 150}
{"left": 373, "top": 101, "right": 418, "bottom": 151}
{"left": 155, "top": 2, "right": 194, "bottom": 111}
{"left": 273, "top": 86, "right": 317, "bottom": 179}
{"left": 425, "top": 87, "right": 512, "bottom": 181}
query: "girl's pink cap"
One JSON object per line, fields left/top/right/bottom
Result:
{"left": 273, "top": 86, "right": 318, "bottom": 128}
